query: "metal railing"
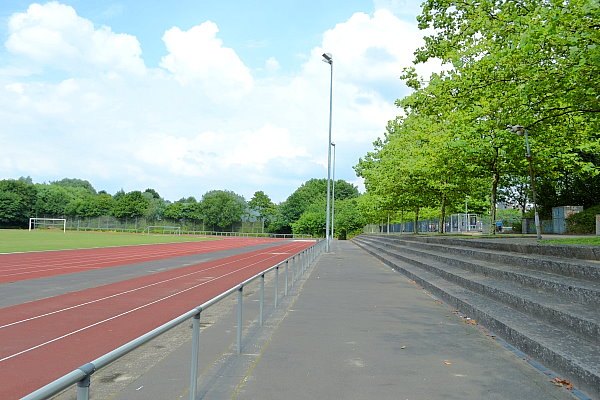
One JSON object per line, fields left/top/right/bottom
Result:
{"left": 22, "top": 239, "right": 325, "bottom": 400}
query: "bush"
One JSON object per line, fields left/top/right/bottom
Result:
{"left": 511, "top": 220, "right": 522, "bottom": 234}
{"left": 566, "top": 205, "right": 600, "bottom": 234}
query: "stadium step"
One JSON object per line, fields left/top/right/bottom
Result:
{"left": 352, "top": 234, "right": 600, "bottom": 399}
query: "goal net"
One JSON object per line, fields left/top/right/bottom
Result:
{"left": 29, "top": 218, "right": 67, "bottom": 232}
{"left": 147, "top": 226, "right": 182, "bottom": 235}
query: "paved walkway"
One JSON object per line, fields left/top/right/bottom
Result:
{"left": 234, "top": 240, "right": 578, "bottom": 400}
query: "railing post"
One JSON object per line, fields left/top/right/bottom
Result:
{"left": 76, "top": 363, "right": 95, "bottom": 400}
{"left": 189, "top": 311, "right": 201, "bottom": 400}
{"left": 237, "top": 287, "right": 243, "bottom": 355}
{"left": 76, "top": 376, "right": 90, "bottom": 400}
{"left": 291, "top": 256, "right": 296, "bottom": 287}
{"left": 259, "top": 274, "right": 265, "bottom": 327}
{"left": 285, "top": 260, "right": 289, "bottom": 296}
{"left": 302, "top": 250, "right": 307, "bottom": 273}
{"left": 274, "top": 266, "right": 279, "bottom": 309}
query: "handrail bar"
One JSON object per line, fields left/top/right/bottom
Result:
{"left": 22, "top": 239, "right": 322, "bottom": 400}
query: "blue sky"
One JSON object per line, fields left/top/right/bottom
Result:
{"left": 0, "top": 1, "right": 438, "bottom": 203}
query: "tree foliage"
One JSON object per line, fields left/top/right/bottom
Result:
{"left": 201, "top": 190, "right": 247, "bottom": 231}
{"left": 0, "top": 180, "right": 37, "bottom": 227}
{"left": 112, "top": 191, "right": 150, "bottom": 219}
{"left": 356, "top": 0, "right": 599, "bottom": 232}
{"left": 248, "top": 191, "right": 276, "bottom": 226}
{"left": 50, "top": 178, "right": 97, "bottom": 194}
{"left": 274, "top": 178, "right": 359, "bottom": 234}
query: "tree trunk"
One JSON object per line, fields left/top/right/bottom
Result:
{"left": 490, "top": 169, "right": 499, "bottom": 235}
{"left": 413, "top": 206, "right": 420, "bottom": 234}
{"left": 439, "top": 194, "right": 447, "bottom": 233}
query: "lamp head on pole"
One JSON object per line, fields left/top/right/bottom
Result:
{"left": 507, "top": 124, "right": 525, "bottom": 136}
{"left": 322, "top": 53, "right": 332, "bottom": 64}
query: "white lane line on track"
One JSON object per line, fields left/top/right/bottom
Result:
{"left": 0, "top": 246, "right": 305, "bottom": 363}
{"left": 0, "top": 238, "right": 285, "bottom": 277}
{"left": 0, "top": 240, "right": 296, "bottom": 278}
{"left": 0, "top": 251, "right": 267, "bottom": 329}
{"left": 0, "top": 243, "right": 253, "bottom": 277}
{"left": 0, "top": 238, "right": 274, "bottom": 263}
{"left": 0, "top": 242, "right": 307, "bottom": 330}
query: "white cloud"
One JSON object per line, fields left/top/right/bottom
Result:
{"left": 1, "top": 3, "right": 438, "bottom": 202}
{"left": 320, "top": 10, "right": 436, "bottom": 85}
{"left": 373, "top": 0, "right": 423, "bottom": 20}
{"left": 5, "top": 2, "right": 145, "bottom": 76}
{"left": 159, "top": 22, "right": 253, "bottom": 98}
{"left": 265, "top": 57, "right": 281, "bottom": 72}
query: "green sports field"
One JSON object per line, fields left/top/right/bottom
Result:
{"left": 0, "top": 229, "right": 217, "bottom": 254}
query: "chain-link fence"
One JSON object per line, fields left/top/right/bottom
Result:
{"left": 366, "top": 214, "right": 494, "bottom": 234}
{"left": 36, "top": 216, "right": 272, "bottom": 235}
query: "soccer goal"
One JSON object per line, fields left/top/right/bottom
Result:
{"left": 29, "top": 218, "right": 67, "bottom": 232}
{"left": 147, "top": 226, "right": 182, "bottom": 235}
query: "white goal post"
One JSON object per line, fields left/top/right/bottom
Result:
{"left": 29, "top": 218, "right": 67, "bottom": 233}
{"left": 146, "top": 226, "right": 182, "bottom": 235}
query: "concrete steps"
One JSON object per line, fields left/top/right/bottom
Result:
{"left": 352, "top": 234, "right": 600, "bottom": 399}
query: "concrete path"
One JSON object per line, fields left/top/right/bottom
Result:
{"left": 233, "top": 240, "right": 579, "bottom": 400}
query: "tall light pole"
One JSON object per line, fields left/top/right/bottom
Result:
{"left": 322, "top": 52, "right": 333, "bottom": 251}
{"left": 331, "top": 142, "right": 336, "bottom": 240}
{"left": 508, "top": 125, "right": 542, "bottom": 240}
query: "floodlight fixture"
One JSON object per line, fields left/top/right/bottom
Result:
{"left": 507, "top": 124, "right": 525, "bottom": 136}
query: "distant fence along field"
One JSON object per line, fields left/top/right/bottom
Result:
{"left": 44, "top": 215, "right": 269, "bottom": 235}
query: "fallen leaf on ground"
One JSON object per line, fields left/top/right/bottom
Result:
{"left": 551, "top": 377, "right": 573, "bottom": 390}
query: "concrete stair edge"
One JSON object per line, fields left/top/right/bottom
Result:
{"left": 353, "top": 237, "right": 600, "bottom": 399}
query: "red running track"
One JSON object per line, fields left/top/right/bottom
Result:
{"left": 0, "top": 240, "right": 313, "bottom": 399}
{"left": 0, "top": 237, "right": 280, "bottom": 283}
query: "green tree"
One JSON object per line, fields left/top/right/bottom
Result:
{"left": 87, "top": 192, "right": 114, "bottom": 217}
{"left": 143, "top": 188, "right": 161, "bottom": 199}
{"left": 163, "top": 198, "right": 202, "bottom": 223}
{"left": 413, "top": 0, "right": 600, "bottom": 222}
{"left": 50, "top": 178, "right": 97, "bottom": 194}
{"left": 292, "top": 210, "right": 326, "bottom": 237}
{"left": 34, "top": 184, "right": 72, "bottom": 216}
{"left": 248, "top": 191, "right": 276, "bottom": 231}
{"left": 142, "top": 191, "right": 167, "bottom": 221}
{"left": 355, "top": 0, "right": 599, "bottom": 235}
{"left": 333, "top": 198, "right": 367, "bottom": 239}
{"left": 112, "top": 191, "right": 149, "bottom": 219}
{"left": 275, "top": 179, "right": 359, "bottom": 233}
{"left": 201, "top": 190, "right": 247, "bottom": 231}
{"left": 0, "top": 179, "right": 37, "bottom": 227}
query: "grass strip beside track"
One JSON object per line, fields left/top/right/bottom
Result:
{"left": 542, "top": 236, "right": 600, "bottom": 245}
{"left": 0, "top": 229, "right": 217, "bottom": 253}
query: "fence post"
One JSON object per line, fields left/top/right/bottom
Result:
{"left": 237, "top": 287, "right": 243, "bottom": 355}
{"left": 189, "top": 311, "right": 201, "bottom": 400}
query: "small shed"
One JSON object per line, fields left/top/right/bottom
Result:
{"left": 552, "top": 206, "right": 583, "bottom": 234}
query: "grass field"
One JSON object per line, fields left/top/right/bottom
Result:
{"left": 0, "top": 229, "right": 217, "bottom": 253}
{"left": 542, "top": 237, "right": 600, "bottom": 245}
